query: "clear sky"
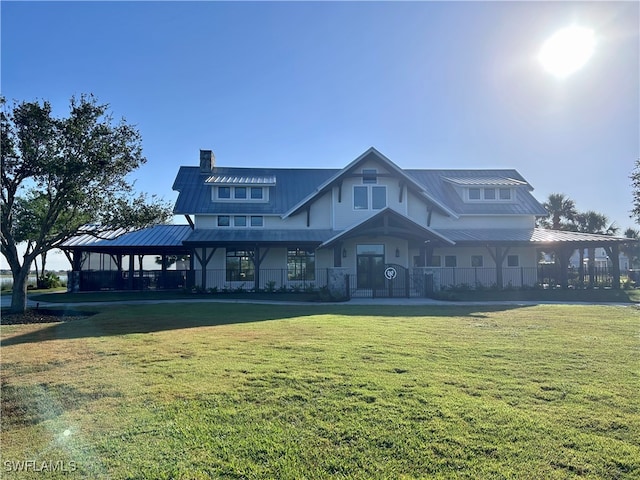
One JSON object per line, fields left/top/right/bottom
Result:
{"left": 2, "top": 1, "right": 639, "bottom": 270}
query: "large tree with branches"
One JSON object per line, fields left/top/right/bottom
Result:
{"left": 1, "top": 95, "right": 172, "bottom": 313}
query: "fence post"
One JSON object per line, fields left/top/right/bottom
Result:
{"left": 345, "top": 274, "right": 350, "bottom": 300}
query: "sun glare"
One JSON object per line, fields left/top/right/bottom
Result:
{"left": 538, "top": 26, "right": 596, "bottom": 78}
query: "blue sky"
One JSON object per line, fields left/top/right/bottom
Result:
{"left": 2, "top": 1, "right": 639, "bottom": 268}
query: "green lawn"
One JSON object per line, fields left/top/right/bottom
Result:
{"left": 1, "top": 303, "right": 639, "bottom": 479}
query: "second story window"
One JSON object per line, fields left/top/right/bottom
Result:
{"left": 218, "top": 187, "right": 231, "bottom": 199}
{"left": 234, "top": 187, "right": 247, "bottom": 199}
{"left": 354, "top": 185, "right": 386, "bottom": 210}
{"left": 250, "top": 187, "right": 263, "bottom": 199}
{"left": 250, "top": 216, "right": 264, "bottom": 227}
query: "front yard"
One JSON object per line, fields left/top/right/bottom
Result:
{"left": 1, "top": 303, "right": 638, "bottom": 479}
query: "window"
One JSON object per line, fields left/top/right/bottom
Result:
{"left": 250, "top": 216, "right": 263, "bottom": 227}
{"left": 362, "top": 169, "right": 378, "bottom": 184}
{"left": 250, "top": 187, "right": 263, "bottom": 199}
{"left": 469, "top": 188, "right": 481, "bottom": 200}
{"left": 471, "top": 255, "right": 484, "bottom": 267}
{"left": 507, "top": 255, "right": 519, "bottom": 267}
{"left": 234, "top": 187, "right": 247, "bottom": 199}
{"left": 428, "top": 255, "right": 442, "bottom": 267}
{"left": 217, "top": 215, "right": 230, "bottom": 227}
{"left": 372, "top": 186, "right": 386, "bottom": 209}
{"left": 226, "top": 249, "right": 254, "bottom": 282}
{"left": 354, "top": 186, "right": 368, "bottom": 210}
{"left": 218, "top": 186, "right": 231, "bottom": 199}
{"left": 499, "top": 188, "right": 512, "bottom": 200}
{"left": 445, "top": 255, "right": 457, "bottom": 267}
{"left": 357, "top": 244, "right": 384, "bottom": 255}
{"left": 287, "top": 248, "right": 315, "bottom": 281}
{"left": 354, "top": 185, "right": 386, "bottom": 210}
{"left": 234, "top": 216, "right": 246, "bottom": 227}
{"left": 484, "top": 188, "right": 496, "bottom": 200}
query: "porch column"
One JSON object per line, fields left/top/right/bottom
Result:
{"left": 555, "top": 246, "right": 574, "bottom": 289}
{"left": 193, "top": 247, "right": 216, "bottom": 290}
{"left": 487, "top": 246, "right": 510, "bottom": 289}
{"left": 128, "top": 254, "right": 135, "bottom": 290}
{"left": 604, "top": 244, "right": 621, "bottom": 289}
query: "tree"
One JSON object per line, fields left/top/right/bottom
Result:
{"left": 622, "top": 228, "right": 640, "bottom": 270}
{"left": 1, "top": 95, "right": 172, "bottom": 313}
{"left": 632, "top": 159, "right": 640, "bottom": 225}
{"left": 540, "top": 193, "right": 578, "bottom": 230}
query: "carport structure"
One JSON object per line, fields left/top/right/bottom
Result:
{"left": 60, "top": 225, "right": 193, "bottom": 291}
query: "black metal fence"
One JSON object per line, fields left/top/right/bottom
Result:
{"left": 77, "top": 270, "right": 191, "bottom": 292}
{"left": 74, "top": 265, "right": 626, "bottom": 293}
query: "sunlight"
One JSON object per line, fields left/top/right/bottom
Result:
{"left": 538, "top": 26, "right": 596, "bottom": 78}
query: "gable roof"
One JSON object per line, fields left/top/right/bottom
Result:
{"left": 282, "top": 147, "right": 457, "bottom": 219}
{"left": 320, "top": 207, "right": 455, "bottom": 249}
{"left": 172, "top": 148, "right": 547, "bottom": 218}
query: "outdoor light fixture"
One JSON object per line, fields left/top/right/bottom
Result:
{"left": 342, "top": 248, "right": 347, "bottom": 258}
{"left": 395, "top": 247, "right": 400, "bottom": 258}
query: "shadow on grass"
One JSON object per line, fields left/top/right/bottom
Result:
{"left": 0, "top": 303, "right": 535, "bottom": 347}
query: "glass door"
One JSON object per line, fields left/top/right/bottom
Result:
{"left": 356, "top": 245, "right": 385, "bottom": 290}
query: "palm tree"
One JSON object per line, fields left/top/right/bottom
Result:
{"left": 541, "top": 193, "right": 578, "bottom": 230}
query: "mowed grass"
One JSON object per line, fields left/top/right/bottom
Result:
{"left": 1, "top": 303, "right": 638, "bottom": 479}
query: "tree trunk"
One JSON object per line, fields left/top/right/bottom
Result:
{"left": 10, "top": 266, "right": 31, "bottom": 314}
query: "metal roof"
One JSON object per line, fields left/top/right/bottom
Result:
{"left": 172, "top": 149, "right": 548, "bottom": 219}
{"left": 183, "top": 228, "right": 335, "bottom": 245}
{"left": 320, "top": 208, "right": 455, "bottom": 248}
{"left": 435, "top": 228, "right": 629, "bottom": 244}
{"left": 204, "top": 175, "right": 277, "bottom": 185}
{"left": 443, "top": 176, "right": 528, "bottom": 186}
{"left": 61, "top": 225, "right": 193, "bottom": 249}
{"left": 173, "top": 166, "right": 337, "bottom": 215}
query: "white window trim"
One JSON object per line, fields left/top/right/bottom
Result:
{"left": 214, "top": 186, "right": 269, "bottom": 202}
{"left": 465, "top": 187, "right": 514, "bottom": 203}
{"left": 353, "top": 185, "right": 387, "bottom": 210}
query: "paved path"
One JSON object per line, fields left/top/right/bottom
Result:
{"left": 2, "top": 292, "right": 636, "bottom": 309}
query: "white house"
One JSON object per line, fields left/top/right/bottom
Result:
{"left": 62, "top": 147, "right": 630, "bottom": 295}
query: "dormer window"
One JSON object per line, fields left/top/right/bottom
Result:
{"left": 362, "top": 169, "right": 378, "bottom": 184}
{"left": 250, "top": 187, "right": 263, "bottom": 199}
{"left": 218, "top": 186, "right": 231, "bottom": 199}
{"left": 208, "top": 174, "right": 276, "bottom": 202}
{"left": 466, "top": 187, "right": 513, "bottom": 202}
{"left": 499, "top": 188, "right": 512, "bottom": 200}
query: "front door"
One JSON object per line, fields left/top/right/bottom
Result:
{"left": 356, "top": 244, "right": 385, "bottom": 290}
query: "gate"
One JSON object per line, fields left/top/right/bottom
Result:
{"left": 349, "top": 263, "right": 410, "bottom": 298}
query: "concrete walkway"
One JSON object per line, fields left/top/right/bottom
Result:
{"left": 1, "top": 292, "right": 636, "bottom": 309}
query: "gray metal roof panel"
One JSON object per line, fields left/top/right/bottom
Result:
{"left": 61, "top": 225, "right": 193, "bottom": 248}
{"left": 443, "top": 176, "right": 528, "bottom": 186}
{"left": 204, "top": 175, "right": 277, "bottom": 185}
{"left": 406, "top": 170, "right": 548, "bottom": 217}
{"left": 173, "top": 167, "right": 338, "bottom": 215}
{"left": 435, "top": 228, "right": 629, "bottom": 243}
{"left": 184, "top": 229, "right": 336, "bottom": 244}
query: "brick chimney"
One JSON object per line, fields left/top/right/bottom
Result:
{"left": 200, "top": 149, "right": 215, "bottom": 172}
